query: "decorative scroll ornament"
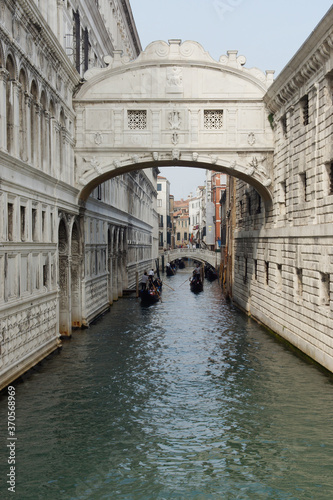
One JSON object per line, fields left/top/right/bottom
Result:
{"left": 113, "top": 160, "right": 120, "bottom": 168}
{"left": 248, "top": 132, "right": 256, "bottom": 145}
{"left": 229, "top": 160, "right": 237, "bottom": 169}
{"left": 172, "top": 132, "right": 179, "bottom": 145}
{"left": 210, "top": 155, "right": 218, "bottom": 164}
{"left": 94, "top": 132, "right": 103, "bottom": 145}
{"left": 168, "top": 111, "right": 181, "bottom": 130}
{"left": 132, "top": 155, "right": 139, "bottom": 163}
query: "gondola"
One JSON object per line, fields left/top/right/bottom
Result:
{"left": 178, "top": 259, "right": 185, "bottom": 269}
{"left": 140, "top": 288, "right": 160, "bottom": 304}
{"left": 140, "top": 277, "right": 162, "bottom": 304}
{"left": 205, "top": 264, "right": 218, "bottom": 282}
{"left": 166, "top": 264, "right": 176, "bottom": 276}
{"left": 190, "top": 274, "right": 203, "bottom": 293}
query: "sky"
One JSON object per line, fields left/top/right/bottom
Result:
{"left": 130, "top": 0, "right": 333, "bottom": 199}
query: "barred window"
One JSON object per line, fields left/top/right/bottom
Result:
{"left": 300, "top": 95, "right": 309, "bottom": 126}
{"left": 127, "top": 110, "right": 147, "bottom": 130}
{"left": 204, "top": 110, "right": 223, "bottom": 129}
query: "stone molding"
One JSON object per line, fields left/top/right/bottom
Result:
{"left": 264, "top": 7, "right": 333, "bottom": 112}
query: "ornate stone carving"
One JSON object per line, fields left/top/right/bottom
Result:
{"left": 247, "top": 156, "right": 272, "bottom": 186}
{"left": 248, "top": 132, "right": 256, "bottom": 146}
{"left": 83, "top": 156, "right": 103, "bottom": 175}
{"left": 94, "top": 132, "right": 103, "bottom": 145}
{"left": 192, "top": 152, "right": 199, "bottom": 161}
{"left": 168, "top": 111, "right": 181, "bottom": 130}
{"left": 172, "top": 132, "right": 179, "bottom": 145}
{"left": 152, "top": 152, "right": 159, "bottom": 161}
{"left": 172, "top": 149, "right": 180, "bottom": 160}
{"left": 167, "top": 67, "right": 182, "bottom": 87}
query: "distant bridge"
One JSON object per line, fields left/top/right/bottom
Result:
{"left": 159, "top": 247, "right": 221, "bottom": 269}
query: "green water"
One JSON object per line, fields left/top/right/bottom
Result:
{"left": 1, "top": 269, "right": 333, "bottom": 499}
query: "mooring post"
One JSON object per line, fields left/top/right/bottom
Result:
{"left": 201, "top": 263, "right": 204, "bottom": 289}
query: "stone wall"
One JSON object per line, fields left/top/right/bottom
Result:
{"left": 231, "top": 7, "right": 333, "bottom": 372}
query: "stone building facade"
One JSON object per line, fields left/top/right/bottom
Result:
{"left": 0, "top": 0, "right": 157, "bottom": 389}
{"left": 227, "top": 7, "right": 333, "bottom": 372}
{"left": 1, "top": 1, "right": 333, "bottom": 389}
{"left": 156, "top": 175, "right": 171, "bottom": 249}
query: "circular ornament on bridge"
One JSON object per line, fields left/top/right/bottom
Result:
{"left": 155, "top": 42, "right": 170, "bottom": 58}
{"left": 179, "top": 42, "right": 195, "bottom": 58}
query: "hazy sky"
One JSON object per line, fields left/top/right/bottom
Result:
{"left": 130, "top": 0, "right": 333, "bottom": 199}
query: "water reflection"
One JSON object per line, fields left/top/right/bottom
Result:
{"left": 0, "top": 267, "right": 333, "bottom": 499}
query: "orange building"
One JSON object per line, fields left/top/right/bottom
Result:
{"left": 211, "top": 172, "right": 227, "bottom": 249}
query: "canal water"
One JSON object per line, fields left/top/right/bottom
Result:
{"left": 1, "top": 266, "right": 333, "bottom": 499}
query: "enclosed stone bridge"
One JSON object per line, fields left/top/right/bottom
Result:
{"left": 74, "top": 39, "right": 275, "bottom": 209}
{"left": 161, "top": 247, "right": 220, "bottom": 269}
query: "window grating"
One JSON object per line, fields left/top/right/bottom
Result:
{"left": 300, "top": 95, "right": 309, "bottom": 126}
{"left": 127, "top": 110, "right": 147, "bottom": 130}
{"left": 204, "top": 110, "right": 223, "bottom": 129}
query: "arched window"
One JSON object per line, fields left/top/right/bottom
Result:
{"left": 40, "top": 90, "right": 47, "bottom": 170}
{"left": 6, "top": 55, "right": 15, "bottom": 154}
{"left": 49, "top": 100, "right": 55, "bottom": 174}
{"left": 19, "top": 68, "right": 27, "bottom": 160}
{"left": 59, "top": 109, "right": 66, "bottom": 176}
{"left": 30, "top": 80, "right": 38, "bottom": 166}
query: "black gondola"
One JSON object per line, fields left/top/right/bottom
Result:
{"left": 190, "top": 274, "right": 203, "bottom": 293}
{"left": 166, "top": 264, "right": 176, "bottom": 276}
{"left": 178, "top": 259, "right": 185, "bottom": 269}
{"left": 205, "top": 264, "right": 218, "bottom": 281}
{"left": 140, "top": 288, "right": 160, "bottom": 304}
{"left": 140, "top": 277, "right": 162, "bottom": 304}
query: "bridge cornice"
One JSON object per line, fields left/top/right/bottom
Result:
{"left": 75, "top": 39, "right": 274, "bottom": 100}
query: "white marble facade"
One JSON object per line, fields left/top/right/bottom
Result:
{"left": 0, "top": 0, "right": 156, "bottom": 389}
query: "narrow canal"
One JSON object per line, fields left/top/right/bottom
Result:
{"left": 1, "top": 266, "right": 333, "bottom": 499}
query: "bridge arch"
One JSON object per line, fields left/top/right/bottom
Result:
{"left": 74, "top": 39, "right": 275, "bottom": 209}
{"left": 162, "top": 248, "right": 220, "bottom": 269}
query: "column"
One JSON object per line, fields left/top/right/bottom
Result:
{"left": 24, "top": 92, "right": 32, "bottom": 164}
{"left": 0, "top": 68, "right": 9, "bottom": 150}
{"left": 12, "top": 80, "right": 21, "bottom": 158}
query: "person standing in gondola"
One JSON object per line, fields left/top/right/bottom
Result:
{"left": 140, "top": 271, "right": 149, "bottom": 290}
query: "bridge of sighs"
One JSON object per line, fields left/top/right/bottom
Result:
{"left": 73, "top": 39, "right": 275, "bottom": 207}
